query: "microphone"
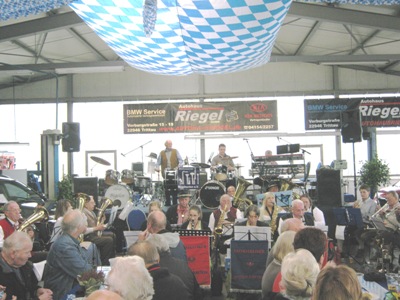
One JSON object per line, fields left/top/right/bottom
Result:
{"left": 121, "top": 153, "right": 125, "bottom": 157}
{"left": 243, "top": 138, "right": 248, "bottom": 141}
{"left": 208, "top": 152, "right": 214, "bottom": 164}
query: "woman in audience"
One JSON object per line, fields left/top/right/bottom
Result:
{"left": 276, "top": 249, "right": 320, "bottom": 300}
{"left": 181, "top": 205, "right": 210, "bottom": 231}
{"left": 312, "top": 264, "right": 372, "bottom": 300}
{"left": 261, "top": 231, "right": 296, "bottom": 299}
{"left": 48, "top": 199, "right": 72, "bottom": 245}
{"left": 106, "top": 255, "right": 154, "bottom": 300}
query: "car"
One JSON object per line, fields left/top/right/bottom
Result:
{"left": 0, "top": 174, "right": 54, "bottom": 219}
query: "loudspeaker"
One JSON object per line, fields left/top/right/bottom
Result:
{"left": 316, "top": 168, "right": 341, "bottom": 208}
{"left": 132, "top": 162, "right": 144, "bottom": 176}
{"left": 362, "top": 127, "right": 371, "bottom": 140}
{"left": 73, "top": 177, "right": 99, "bottom": 206}
{"left": 340, "top": 109, "right": 362, "bottom": 143}
{"left": 62, "top": 122, "right": 80, "bottom": 152}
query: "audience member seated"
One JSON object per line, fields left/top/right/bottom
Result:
{"left": 0, "top": 232, "right": 53, "bottom": 300}
{"left": 300, "top": 194, "right": 325, "bottom": 227}
{"left": 105, "top": 256, "right": 154, "bottom": 300}
{"left": 272, "top": 227, "right": 327, "bottom": 294}
{"left": 166, "top": 190, "right": 191, "bottom": 226}
{"left": 236, "top": 205, "right": 268, "bottom": 227}
{"left": 261, "top": 231, "right": 296, "bottom": 299}
{"left": 44, "top": 209, "right": 93, "bottom": 300}
{"left": 277, "top": 200, "right": 314, "bottom": 237}
{"left": 139, "top": 210, "right": 187, "bottom": 261}
{"left": 140, "top": 200, "right": 172, "bottom": 231}
{"left": 83, "top": 195, "right": 116, "bottom": 266}
{"left": 128, "top": 240, "right": 191, "bottom": 300}
{"left": 273, "top": 249, "right": 320, "bottom": 300}
{"left": 134, "top": 234, "right": 203, "bottom": 300}
{"left": 86, "top": 290, "right": 123, "bottom": 300}
{"left": 181, "top": 205, "right": 210, "bottom": 231}
{"left": 265, "top": 218, "right": 304, "bottom": 268}
{"left": 312, "top": 264, "right": 372, "bottom": 300}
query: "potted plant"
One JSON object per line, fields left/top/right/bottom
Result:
{"left": 77, "top": 269, "right": 105, "bottom": 297}
{"left": 58, "top": 174, "right": 74, "bottom": 203}
{"left": 358, "top": 155, "right": 390, "bottom": 197}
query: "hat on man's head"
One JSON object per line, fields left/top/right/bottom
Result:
{"left": 178, "top": 190, "right": 191, "bottom": 198}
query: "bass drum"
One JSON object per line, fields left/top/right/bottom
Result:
{"left": 200, "top": 180, "right": 226, "bottom": 209}
{"left": 105, "top": 184, "right": 133, "bottom": 209}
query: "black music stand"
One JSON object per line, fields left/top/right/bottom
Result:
{"left": 333, "top": 207, "right": 363, "bottom": 264}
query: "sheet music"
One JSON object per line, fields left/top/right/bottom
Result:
{"left": 234, "top": 226, "right": 271, "bottom": 249}
{"left": 33, "top": 260, "right": 46, "bottom": 281}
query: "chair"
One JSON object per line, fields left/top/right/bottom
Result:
{"left": 126, "top": 209, "right": 146, "bottom": 231}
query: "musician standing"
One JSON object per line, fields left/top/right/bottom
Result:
{"left": 211, "top": 144, "right": 235, "bottom": 171}
{"left": 155, "top": 140, "right": 183, "bottom": 206}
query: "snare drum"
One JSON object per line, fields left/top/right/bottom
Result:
{"left": 121, "top": 169, "right": 135, "bottom": 184}
{"left": 104, "top": 184, "right": 133, "bottom": 208}
{"left": 105, "top": 170, "right": 120, "bottom": 185}
{"left": 214, "top": 165, "right": 228, "bottom": 181}
{"left": 200, "top": 180, "right": 226, "bottom": 209}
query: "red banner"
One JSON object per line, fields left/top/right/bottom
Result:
{"left": 180, "top": 236, "right": 211, "bottom": 286}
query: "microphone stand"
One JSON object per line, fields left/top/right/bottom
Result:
{"left": 121, "top": 140, "right": 152, "bottom": 174}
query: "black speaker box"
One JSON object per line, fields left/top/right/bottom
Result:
{"left": 340, "top": 109, "right": 362, "bottom": 143}
{"left": 316, "top": 168, "right": 341, "bottom": 208}
{"left": 62, "top": 122, "right": 81, "bottom": 152}
{"left": 73, "top": 177, "right": 99, "bottom": 206}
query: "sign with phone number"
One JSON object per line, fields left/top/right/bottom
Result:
{"left": 123, "top": 101, "right": 277, "bottom": 134}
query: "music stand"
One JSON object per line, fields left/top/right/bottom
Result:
{"left": 234, "top": 226, "right": 271, "bottom": 249}
{"left": 333, "top": 207, "right": 363, "bottom": 264}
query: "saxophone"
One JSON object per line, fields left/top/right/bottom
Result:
{"left": 213, "top": 205, "right": 227, "bottom": 248}
{"left": 269, "top": 205, "right": 283, "bottom": 235}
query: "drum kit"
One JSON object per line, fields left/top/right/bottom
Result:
{"left": 91, "top": 156, "right": 153, "bottom": 208}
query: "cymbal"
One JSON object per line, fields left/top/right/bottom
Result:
{"left": 90, "top": 156, "right": 111, "bottom": 166}
{"left": 221, "top": 156, "right": 238, "bottom": 160}
{"left": 235, "top": 165, "right": 243, "bottom": 169}
{"left": 230, "top": 156, "right": 238, "bottom": 159}
{"left": 191, "top": 162, "right": 211, "bottom": 169}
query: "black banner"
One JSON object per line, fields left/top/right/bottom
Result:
{"left": 304, "top": 98, "right": 400, "bottom": 130}
{"left": 123, "top": 101, "right": 277, "bottom": 134}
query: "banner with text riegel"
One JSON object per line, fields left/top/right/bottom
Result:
{"left": 304, "top": 98, "right": 400, "bottom": 130}
{"left": 123, "top": 101, "right": 277, "bottom": 134}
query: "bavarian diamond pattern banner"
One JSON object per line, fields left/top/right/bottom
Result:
{"left": 69, "top": 0, "right": 292, "bottom": 75}
{"left": 123, "top": 101, "right": 277, "bottom": 133}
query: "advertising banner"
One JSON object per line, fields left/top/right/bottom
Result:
{"left": 304, "top": 98, "right": 400, "bottom": 130}
{"left": 123, "top": 101, "right": 277, "bottom": 133}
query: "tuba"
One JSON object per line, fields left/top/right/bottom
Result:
{"left": 232, "top": 177, "right": 253, "bottom": 211}
{"left": 75, "top": 193, "right": 88, "bottom": 242}
{"left": 96, "top": 198, "right": 113, "bottom": 237}
{"left": 18, "top": 206, "right": 49, "bottom": 232}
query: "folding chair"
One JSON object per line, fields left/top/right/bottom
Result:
{"left": 126, "top": 209, "right": 146, "bottom": 230}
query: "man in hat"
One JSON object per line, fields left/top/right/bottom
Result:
{"left": 166, "top": 190, "right": 191, "bottom": 226}
{"left": 155, "top": 140, "right": 183, "bottom": 206}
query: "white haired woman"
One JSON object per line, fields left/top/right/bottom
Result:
{"left": 275, "top": 249, "right": 320, "bottom": 300}
{"left": 106, "top": 255, "right": 154, "bottom": 300}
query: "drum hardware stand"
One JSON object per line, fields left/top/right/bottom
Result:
{"left": 121, "top": 140, "right": 152, "bottom": 173}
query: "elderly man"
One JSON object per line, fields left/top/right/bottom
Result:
{"left": 128, "top": 241, "right": 190, "bottom": 300}
{"left": 166, "top": 190, "right": 191, "bottom": 225}
{"left": 277, "top": 199, "right": 314, "bottom": 236}
{"left": 155, "top": 140, "right": 183, "bottom": 206}
{"left": 44, "top": 209, "right": 93, "bottom": 300}
{"left": 140, "top": 210, "right": 187, "bottom": 261}
{"left": 0, "top": 231, "right": 53, "bottom": 299}
{"left": 208, "top": 194, "right": 243, "bottom": 232}
{"left": 0, "top": 201, "right": 22, "bottom": 247}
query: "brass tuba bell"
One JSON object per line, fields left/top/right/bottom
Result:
{"left": 96, "top": 197, "right": 113, "bottom": 237}
{"left": 232, "top": 177, "right": 253, "bottom": 211}
{"left": 18, "top": 205, "right": 49, "bottom": 233}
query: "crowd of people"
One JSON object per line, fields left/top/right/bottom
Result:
{"left": 0, "top": 139, "right": 398, "bottom": 300}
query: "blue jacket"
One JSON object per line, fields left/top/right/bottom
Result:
{"left": 43, "top": 234, "right": 93, "bottom": 300}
